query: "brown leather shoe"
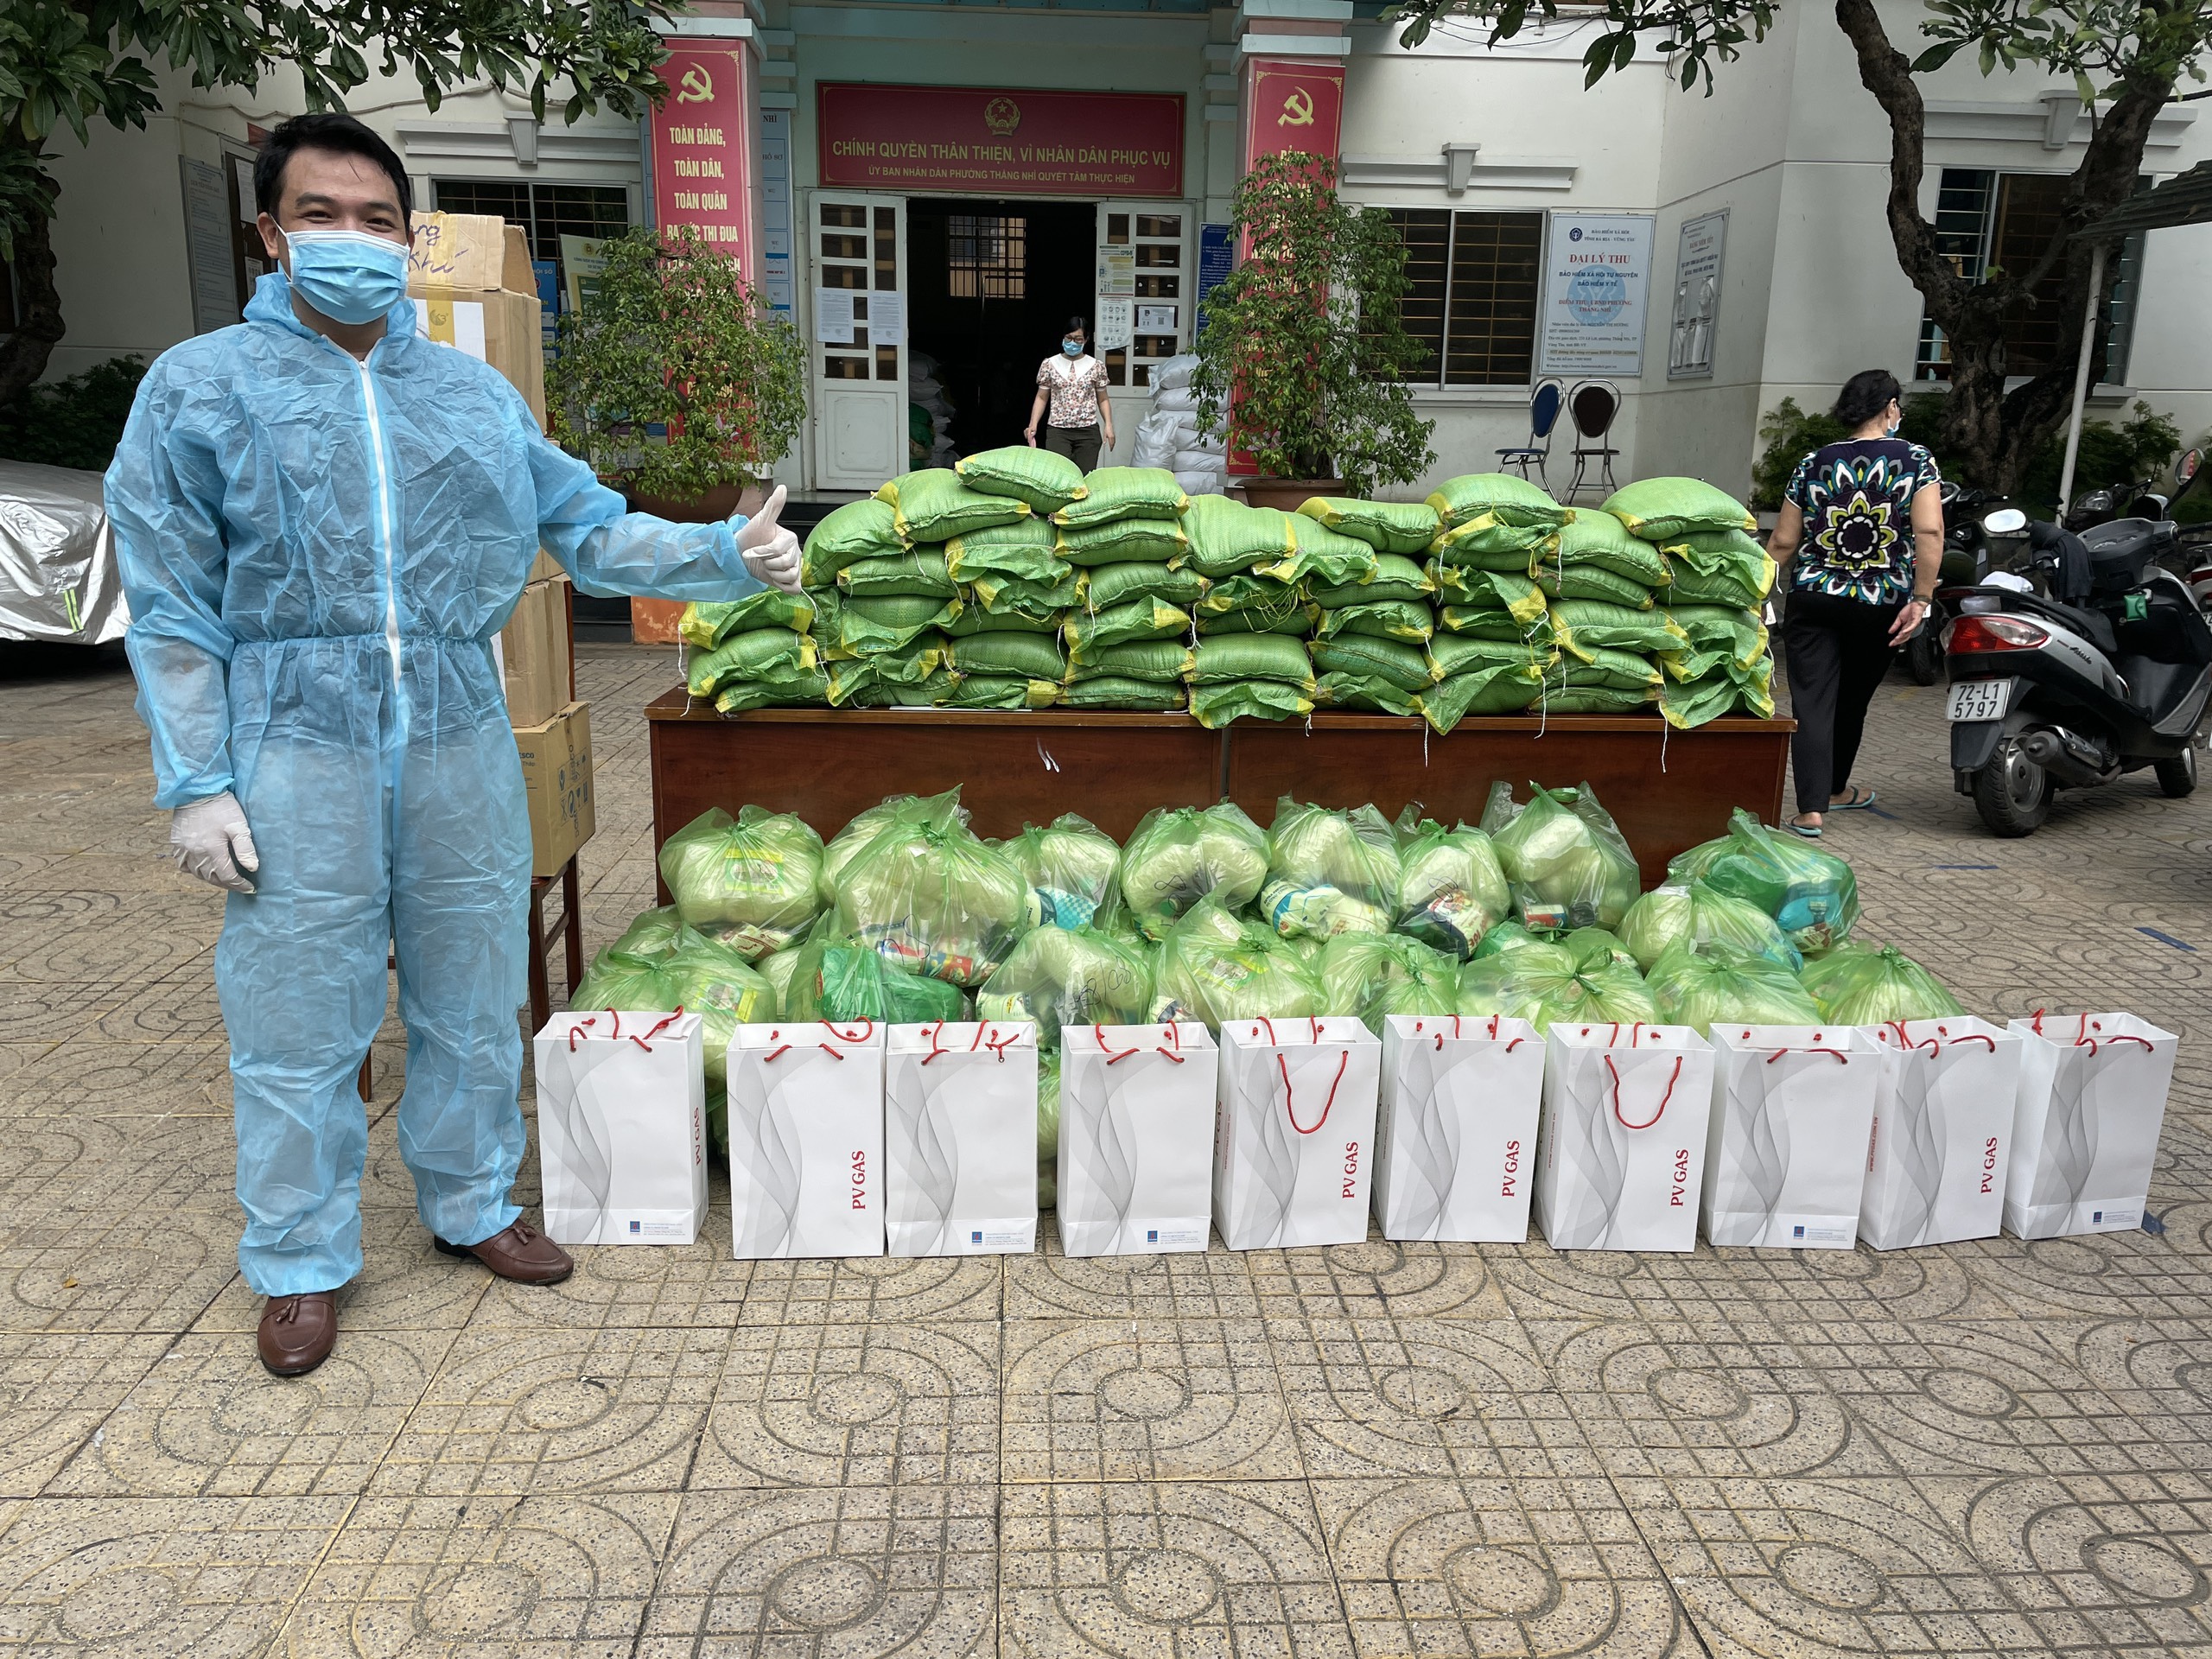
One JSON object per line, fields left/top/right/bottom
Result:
{"left": 433, "top": 1218, "right": 574, "bottom": 1284}
{"left": 257, "top": 1292, "right": 337, "bottom": 1376}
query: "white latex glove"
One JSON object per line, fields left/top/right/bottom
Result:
{"left": 734, "top": 484, "right": 804, "bottom": 594}
{"left": 170, "top": 791, "right": 260, "bottom": 893}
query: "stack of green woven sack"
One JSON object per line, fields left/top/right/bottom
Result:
{"left": 1055, "top": 466, "right": 1198, "bottom": 713}
{"left": 1416, "top": 474, "right": 1567, "bottom": 733}
{"left": 1291, "top": 498, "right": 1433, "bottom": 718}
{"left": 1605, "top": 478, "right": 1778, "bottom": 728}
{"left": 677, "top": 591, "right": 824, "bottom": 714}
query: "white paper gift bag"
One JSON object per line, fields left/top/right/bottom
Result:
{"left": 1861, "top": 1017, "right": 2023, "bottom": 1249}
{"left": 1534, "top": 1023, "right": 1714, "bottom": 1252}
{"left": 531, "top": 1009, "right": 708, "bottom": 1246}
{"left": 1701, "top": 1025, "right": 1880, "bottom": 1249}
{"left": 726, "top": 1018, "right": 887, "bottom": 1260}
{"left": 883, "top": 1021, "right": 1039, "bottom": 1256}
{"left": 1057, "top": 1023, "right": 1218, "bottom": 1257}
{"left": 1375, "top": 1014, "right": 1546, "bottom": 1243}
{"left": 1213, "top": 1015, "right": 1382, "bottom": 1251}
{"left": 2004, "top": 1012, "right": 2178, "bottom": 1239}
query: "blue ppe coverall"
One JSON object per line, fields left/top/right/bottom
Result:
{"left": 108, "top": 272, "right": 762, "bottom": 1296}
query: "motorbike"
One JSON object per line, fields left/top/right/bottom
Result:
{"left": 1904, "top": 481, "right": 2005, "bottom": 685}
{"left": 1942, "top": 463, "right": 2212, "bottom": 836}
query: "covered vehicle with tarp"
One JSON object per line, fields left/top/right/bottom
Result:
{"left": 0, "top": 461, "right": 129, "bottom": 643}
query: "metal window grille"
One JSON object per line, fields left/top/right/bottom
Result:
{"left": 947, "top": 213, "right": 1026, "bottom": 300}
{"left": 1382, "top": 208, "right": 1541, "bottom": 387}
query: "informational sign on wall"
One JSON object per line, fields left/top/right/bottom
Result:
{"left": 818, "top": 85, "right": 1184, "bottom": 198}
{"left": 758, "top": 107, "right": 794, "bottom": 315}
{"left": 1538, "top": 213, "right": 1655, "bottom": 378}
{"left": 1668, "top": 209, "right": 1727, "bottom": 380}
{"left": 651, "top": 44, "right": 754, "bottom": 271}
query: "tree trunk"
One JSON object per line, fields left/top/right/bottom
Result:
{"left": 0, "top": 181, "right": 65, "bottom": 407}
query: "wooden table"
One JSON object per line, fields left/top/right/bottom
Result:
{"left": 644, "top": 693, "right": 1794, "bottom": 893}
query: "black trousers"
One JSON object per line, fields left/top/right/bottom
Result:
{"left": 1782, "top": 591, "right": 1904, "bottom": 814}
{"left": 1045, "top": 423, "right": 1103, "bottom": 473}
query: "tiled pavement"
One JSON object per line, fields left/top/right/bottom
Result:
{"left": 3, "top": 639, "right": 2210, "bottom": 1657}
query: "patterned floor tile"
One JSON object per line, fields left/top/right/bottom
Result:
{"left": 468, "top": 1218, "right": 750, "bottom": 1332}
{"left": 2045, "top": 1315, "right": 2212, "bottom": 1455}
{"left": 1005, "top": 1218, "right": 1261, "bottom": 1320}
{"left": 194, "top": 1211, "right": 486, "bottom": 1335}
{"left": 1245, "top": 1232, "right": 1512, "bottom": 1320}
{"left": 1961, "top": 1228, "right": 2212, "bottom": 1321}
{"left": 0, "top": 1333, "right": 173, "bottom": 1496}
{"left": 735, "top": 1253, "right": 1002, "bottom": 1325}
{"left": 0, "top": 1206, "right": 239, "bottom": 1334}
{"left": 0, "top": 1035, "right": 232, "bottom": 1116}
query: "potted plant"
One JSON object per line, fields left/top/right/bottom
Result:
{"left": 1192, "top": 150, "right": 1434, "bottom": 508}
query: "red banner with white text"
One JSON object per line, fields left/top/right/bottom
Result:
{"left": 651, "top": 44, "right": 757, "bottom": 275}
{"left": 818, "top": 84, "right": 1184, "bottom": 198}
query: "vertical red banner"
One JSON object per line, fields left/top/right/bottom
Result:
{"left": 1242, "top": 59, "right": 1345, "bottom": 168}
{"left": 651, "top": 44, "right": 756, "bottom": 276}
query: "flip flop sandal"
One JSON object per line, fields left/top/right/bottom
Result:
{"left": 1830, "top": 788, "right": 1878, "bottom": 810}
{"left": 1786, "top": 821, "right": 1823, "bottom": 839}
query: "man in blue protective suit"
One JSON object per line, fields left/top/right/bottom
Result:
{"left": 107, "top": 113, "right": 802, "bottom": 1376}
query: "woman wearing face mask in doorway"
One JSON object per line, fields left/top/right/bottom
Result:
{"left": 1024, "top": 316, "right": 1114, "bottom": 471}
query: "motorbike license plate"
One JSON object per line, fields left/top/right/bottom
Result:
{"left": 1946, "top": 677, "right": 2017, "bottom": 722}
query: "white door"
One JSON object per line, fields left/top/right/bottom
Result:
{"left": 810, "top": 193, "right": 906, "bottom": 490}
{"left": 1095, "top": 200, "right": 1192, "bottom": 462}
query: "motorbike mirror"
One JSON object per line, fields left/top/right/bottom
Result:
{"left": 1982, "top": 506, "right": 2029, "bottom": 535}
{"left": 2181, "top": 448, "right": 2202, "bottom": 486}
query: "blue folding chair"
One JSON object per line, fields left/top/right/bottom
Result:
{"left": 1497, "top": 379, "right": 1565, "bottom": 486}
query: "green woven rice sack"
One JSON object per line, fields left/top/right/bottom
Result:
{"left": 943, "top": 605, "right": 1061, "bottom": 637}
{"left": 1437, "top": 608, "right": 1555, "bottom": 649}
{"left": 1052, "top": 467, "right": 1188, "bottom": 527}
{"left": 610, "top": 905, "right": 685, "bottom": 961}
{"left": 1430, "top": 633, "right": 1554, "bottom": 680}
{"left": 1431, "top": 518, "right": 1554, "bottom": 569}
{"left": 1313, "top": 554, "right": 1433, "bottom": 607}
{"left": 1483, "top": 780, "right": 1640, "bottom": 932}
{"left": 940, "top": 675, "right": 1059, "bottom": 710}
{"left": 1560, "top": 645, "right": 1662, "bottom": 691}
{"left": 1148, "top": 898, "right": 1325, "bottom": 1029}
{"left": 1662, "top": 551, "right": 1777, "bottom": 609}
{"left": 1188, "top": 680, "right": 1314, "bottom": 728}
{"left": 1796, "top": 940, "right": 1963, "bottom": 1025}
{"left": 1618, "top": 880, "right": 1800, "bottom": 972}
{"left": 1065, "top": 639, "right": 1193, "bottom": 683}
{"left": 1314, "top": 600, "right": 1434, "bottom": 645}
{"left": 944, "top": 630, "right": 1067, "bottom": 681}
{"left": 571, "top": 947, "right": 676, "bottom": 1016}
{"left": 1262, "top": 798, "right": 1402, "bottom": 940}
{"left": 1083, "top": 561, "right": 1208, "bottom": 608}
{"left": 1429, "top": 566, "right": 1546, "bottom": 626}
{"left": 839, "top": 549, "right": 957, "bottom": 600}
{"left": 1314, "top": 672, "right": 1421, "bottom": 716}
{"left": 1059, "top": 676, "right": 1188, "bottom": 711}
{"left": 1644, "top": 939, "right": 1821, "bottom": 1034}
{"left": 1194, "top": 572, "right": 1310, "bottom": 626}
{"left": 824, "top": 640, "right": 946, "bottom": 706}
{"left": 1661, "top": 660, "right": 1774, "bottom": 728}
{"left": 1658, "top": 525, "right": 1769, "bottom": 580}
{"left": 1057, "top": 517, "right": 1190, "bottom": 566}
{"left": 956, "top": 444, "right": 1089, "bottom": 512}
{"left": 1603, "top": 477, "right": 1757, "bottom": 540}
{"left": 831, "top": 791, "right": 1039, "bottom": 984}
{"left": 1310, "top": 634, "right": 1436, "bottom": 692}
{"left": 1198, "top": 608, "right": 1314, "bottom": 638}
{"left": 1189, "top": 632, "right": 1314, "bottom": 686}
{"left": 658, "top": 805, "right": 825, "bottom": 957}
{"left": 836, "top": 594, "right": 962, "bottom": 654}
{"left": 1120, "top": 803, "right": 1269, "bottom": 938}
{"left": 1064, "top": 598, "right": 1189, "bottom": 657}
{"left": 686, "top": 627, "right": 816, "bottom": 696}
{"left": 875, "top": 468, "right": 1031, "bottom": 542}
{"left": 945, "top": 519, "right": 1069, "bottom": 587}
{"left": 802, "top": 499, "right": 901, "bottom": 584}
{"left": 1001, "top": 813, "right": 1122, "bottom": 930}
{"left": 977, "top": 924, "right": 1154, "bottom": 1043}
{"left": 1417, "top": 664, "right": 1544, "bottom": 733}
{"left": 1534, "top": 677, "right": 1659, "bottom": 715}
{"left": 1552, "top": 600, "right": 1687, "bottom": 662}
{"left": 1180, "top": 494, "right": 1300, "bottom": 577}
{"left": 1662, "top": 606, "right": 1768, "bottom": 677}
{"left": 969, "top": 570, "right": 1079, "bottom": 617}
{"left": 1551, "top": 510, "right": 1668, "bottom": 585}
{"left": 1535, "top": 562, "right": 1656, "bottom": 609}
{"left": 714, "top": 666, "right": 831, "bottom": 715}
{"left": 1427, "top": 473, "right": 1570, "bottom": 531}
{"left": 1296, "top": 497, "right": 1443, "bottom": 556}
{"left": 678, "top": 591, "right": 814, "bottom": 649}
{"left": 1667, "top": 806, "right": 1859, "bottom": 954}
{"left": 1393, "top": 815, "right": 1510, "bottom": 957}
{"left": 1283, "top": 517, "right": 1382, "bottom": 588}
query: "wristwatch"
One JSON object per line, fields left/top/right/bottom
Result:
{"left": 1910, "top": 590, "right": 1936, "bottom": 604}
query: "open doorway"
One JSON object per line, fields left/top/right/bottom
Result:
{"left": 906, "top": 198, "right": 1095, "bottom": 457}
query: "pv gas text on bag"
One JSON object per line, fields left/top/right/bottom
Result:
{"left": 532, "top": 1010, "right": 708, "bottom": 1246}
{"left": 2004, "top": 1012, "right": 2177, "bottom": 1239}
{"left": 1861, "top": 1018, "right": 2022, "bottom": 1249}
{"left": 1702, "top": 1024, "right": 1879, "bottom": 1249}
{"left": 1058, "top": 1023, "right": 1217, "bottom": 1257}
{"left": 1534, "top": 1023, "right": 1714, "bottom": 1253}
{"left": 1375, "top": 1014, "right": 1545, "bottom": 1243}
{"left": 1213, "top": 1016, "right": 1382, "bottom": 1250}
{"left": 884, "top": 1021, "right": 1039, "bottom": 1256}
{"left": 727, "top": 1019, "right": 887, "bottom": 1259}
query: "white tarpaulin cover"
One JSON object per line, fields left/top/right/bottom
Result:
{"left": 0, "top": 461, "right": 128, "bottom": 644}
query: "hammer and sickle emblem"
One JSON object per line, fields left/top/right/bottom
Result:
{"left": 677, "top": 65, "right": 714, "bottom": 104}
{"left": 1279, "top": 87, "right": 1315, "bottom": 127}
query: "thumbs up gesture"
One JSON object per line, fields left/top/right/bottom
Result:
{"left": 734, "top": 484, "right": 804, "bottom": 594}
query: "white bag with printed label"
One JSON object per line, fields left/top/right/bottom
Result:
{"left": 1212, "top": 1016, "right": 1382, "bottom": 1250}
{"left": 1534, "top": 1024, "right": 1714, "bottom": 1252}
{"left": 1701, "top": 1024, "right": 1880, "bottom": 1249}
{"left": 884, "top": 1021, "right": 1039, "bottom": 1256}
{"left": 2004, "top": 1012, "right": 2178, "bottom": 1239}
{"left": 1861, "top": 1016, "right": 2023, "bottom": 1249}
{"left": 1375, "top": 1014, "right": 1546, "bottom": 1243}
{"left": 1058, "top": 1023, "right": 1218, "bottom": 1257}
{"left": 532, "top": 1010, "right": 708, "bottom": 1247}
{"left": 726, "top": 1019, "right": 886, "bottom": 1260}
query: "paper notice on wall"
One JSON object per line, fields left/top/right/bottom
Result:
{"left": 1097, "top": 245, "right": 1136, "bottom": 297}
{"left": 868, "top": 291, "right": 906, "bottom": 347}
{"left": 814, "top": 287, "right": 857, "bottom": 344}
{"left": 1096, "top": 300, "right": 1134, "bottom": 352}
{"left": 1136, "top": 303, "right": 1178, "bottom": 336}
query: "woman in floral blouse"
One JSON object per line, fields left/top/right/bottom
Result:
{"left": 1024, "top": 315, "right": 1116, "bottom": 472}
{"left": 1766, "top": 369, "right": 1944, "bottom": 837}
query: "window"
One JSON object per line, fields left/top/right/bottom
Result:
{"left": 947, "top": 214, "right": 1026, "bottom": 300}
{"left": 1101, "top": 209, "right": 1186, "bottom": 388}
{"left": 1384, "top": 209, "right": 1542, "bottom": 387}
{"left": 1916, "top": 168, "right": 2144, "bottom": 383}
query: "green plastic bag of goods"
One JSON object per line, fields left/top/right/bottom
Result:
{"left": 679, "top": 591, "right": 815, "bottom": 650}
{"left": 1796, "top": 940, "right": 1964, "bottom": 1026}
{"left": 1003, "top": 813, "right": 1122, "bottom": 930}
{"left": 1535, "top": 562, "right": 1655, "bottom": 609}
{"left": 977, "top": 924, "right": 1154, "bottom": 1044}
{"left": 940, "top": 675, "right": 1059, "bottom": 710}
{"left": 1314, "top": 600, "right": 1434, "bottom": 645}
{"left": 832, "top": 791, "right": 1039, "bottom": 984}
{"left": 687, "top": 628, "right": 817, "bottom": 696}
{"left": 826, "top": 641, "right": 946, "bottom": 707}
{"left": 658, "top": 806, "right": 825, "bottom": 958}
{"left": 571, "top": 947, "right": 677, "bottom": 1015}
{"left": 1418, "top": 664, "right": 1546, "bottom": 734}
{"left": 1431, "top": 519, "right": 1554, "bottom": 569}
{"left": 839, "top": 550, "right": 957, "bottom": 600}
{"left": 1052, "top": 467, "right": 1188, "bottom": 527}
{"left": 875, "top": 468, "right": 1032, "bottom": 542}
{"left": 836, "top": 594, "right": 962, "bottom": 654}
{"left": 1314, "top": 672, "right": 1421, "bottom": 717}
{"left": 1310, "top": 634, "right": 1436, "bottom": 692}
{"left": 818, "top": 795, "right": 955, "bottom": 906}
{"left": 946, "top": 522, "right": 1070, "bottom": 588}
{"left": 1190, "top": 633, "right": 1314, "bottom": 686}
{"left": 1618, "top": 881, "right": 1800, "bottom": 973}
{"left": 1602, "top": 477, "right": 1758, "bottom": 541}
{"left": 1668, "top": 808, "right": 1859, "bottom": 955}
{"left": 1283, "top": 517, "right": 1382, "bottom": 588}
{"left": 1065, "top": 639, "right": 1193, "bottom": 683}
{"left": 1471, "top": 919, "right": 1556, "bottom": 958}
{"left": 1319, "top": 931, "right": 1462, "bottom": 1029}
{"left": 956, "top": 444, "right": 1089, "bottom": 512}
{"left": 1198, "top": 607, "right": 1315, "bottom": 639}
{"left": 1644, "top": 940, "right": 1821, "bottom": 1034}
{"left": 1563, "top": 926, "right": 1637, "bottom": 972}
{"left": 1148, "top": 898, "right": 1325, "bottom": 1029}
{"left": 802, "top": 499, "right": 901, "bottom": 584}
{"left": 756, "top": 944, "right": 805, "bottom": 1019}
{"left": 663, "top": 925, "right": 776, "bottom": 1090}
{"left": 1483, "top": 780, "right": 1641, "bottom": 932}
{"left": 968, "top": 570, "right": 1078, "bottom": 616}
{"left": 1060, "top": 677, "right": 1189, "bottom": 711}
{"left": 1120, "top": 802, "right": 1270, "bottom": 939}
{"left": 1057, "top": 518, "right": 1190, "bottom": 566}
{"left": 1262, "top": 798, "right": 1402, "bottom": 940}
{"left": 1393, "top": 815, "right": 1510, "bottom": 957}
{"left": 1662, "top": 606, "right": 1768, "bottom": 677}
{"left": 713, "top": 666, "right": 831, "bottom": 715}
{"left": 1296, "top": 497, "right": 1442, "bottom": 556}
{"left": 1084, "top": 560, "right": 1209, "bottom": 609}
{"left": 944, "top": 630, "right": 1067, "bottom": 682}
{"left": 1179, "top": 495, "right": 1300, "bottom": 577}
{"left": 786, "top": 934, "right": 970, "bottom": 1025}
{"left": 1550, "top": 509, "right": 1668, "bottom": 585}
{"left": 1038, "top": 1051, "right": 1061, "bottom": 1210}
{"left": 1661, "top": 661, "right": 1774, "bottom": 728}
{"left": 1559, "top": 645, "right": 1662, "bottom": 691}
{"left": 611, "top": 905, "right": 686, "bottom": 961}
{"left": 1427, "top": 473, "right": 1569, "bottom": 531}
{"left": 1533, "top": 676, "right": 1659, "bottom": 715}
{"left": 1313, "top": 554, "right": 1434, "bottom": 607}
{"left": 1431, "top": 567, "right": 1546, "bottom": 627}
{"left": 1552, "top": 600, "right": 1688, "bottom": 661}
{"left": 1662, "top": 553, "right": 1777, "bottom": 610}
{"left": 1461, "top": 951, "right": 1657, "bottom": 1033}
{"left": 1065, "top": 597, "right": 1189, "bottom": 656}
{"left": 1189, "top": 680, "right": 1314, "bottom": 728}
{"left": 942, "top": 606, "right": 1060, "bottom": 637}
{"left": 1430, "top": 633, "right": 1554, "bottom": 680}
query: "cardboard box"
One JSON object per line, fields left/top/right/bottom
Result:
{"left": 499, "top": 576, "right": 573, "bottom": 729}
{"left": 531, "top": 547, "right": 563, "bottom": 583}
{"left": 512, "top": 700, "right": 594, "bottom": 877}
{"left": 409, "top": 212, "right": 533, "bottom": 296}
{"left": 408, "top": 212, "right": 547, "bottom": 429}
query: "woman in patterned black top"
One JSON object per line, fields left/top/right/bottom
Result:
{"left": 1766, "top": 369, "right": 1944, "bottom": 836}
